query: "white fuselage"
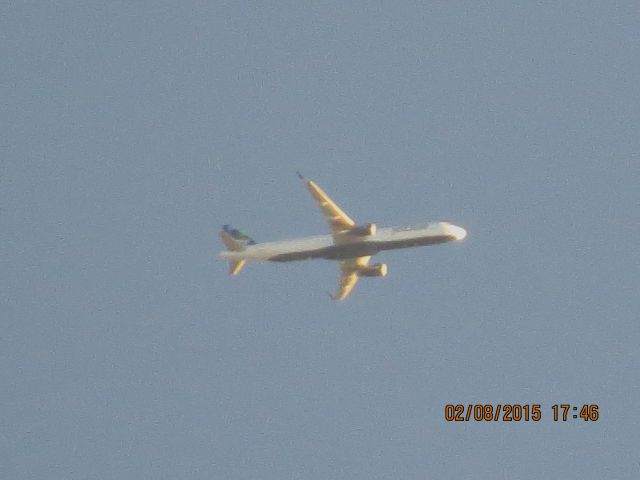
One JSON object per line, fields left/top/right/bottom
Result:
{"left": 220, "top": 221, "right": 467, "bottom": 263}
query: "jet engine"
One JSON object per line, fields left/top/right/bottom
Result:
{"left": 347, "top": 223, "right": 377, "bottom": 237}
{"left": 358, "top": 262, "right": 388, "bottom": 277}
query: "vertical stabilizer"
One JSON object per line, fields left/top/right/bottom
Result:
{"left": 219, "top": 225, "right": 254, "bottom": 275}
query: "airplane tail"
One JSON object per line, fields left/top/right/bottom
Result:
{"left": 219, "top": 225, "right": 255, "bottom": 275}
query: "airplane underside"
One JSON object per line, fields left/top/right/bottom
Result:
{"left": 268, "top": 234, "right": 453, "bottom": 262}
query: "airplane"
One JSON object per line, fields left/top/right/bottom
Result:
{"left": 219, "top": 173, "right": 467, "bottom": 301}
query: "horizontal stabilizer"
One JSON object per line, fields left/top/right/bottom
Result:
{"left": 228, "top": 259, "right": 246, "bottom": 275}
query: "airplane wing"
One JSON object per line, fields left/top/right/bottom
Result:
{"left": 297, "top": 174, "right": 373, "bottom": 301}
{"left": 298, "top": 172, "right": 355, "bottom": 235}
{"left": 331, "top": 256, "right": 371, "bottom": 301}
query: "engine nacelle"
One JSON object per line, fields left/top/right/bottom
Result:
{"left": 348, "top": 223, "right": 377, "bottom": 237}
{"left": 358, "top": 262, "right": 388, "bottom": 277}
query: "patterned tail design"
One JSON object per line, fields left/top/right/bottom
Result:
{"left": 219, "top": 225, "right": 255, "bottom": 275}
{"left": 222, "top": 225, "right": 256, "bottom": 246}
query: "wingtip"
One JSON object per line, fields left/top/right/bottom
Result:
{"left": 328, "top": 291, "right": 344, "bottom": 302}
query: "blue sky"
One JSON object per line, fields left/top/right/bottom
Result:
{"left": 2, "top": 2, "right": 639, "bottom": 478}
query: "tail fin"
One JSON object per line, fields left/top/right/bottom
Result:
{"left": 221, "top": 225, "right": 256, "bottom": 246}
{"left": 219, "top": 225, "right": 255, "bottom": 275}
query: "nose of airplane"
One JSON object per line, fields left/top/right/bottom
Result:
{"left": 447, "top": 224, "right": 467, "bottom": 241}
